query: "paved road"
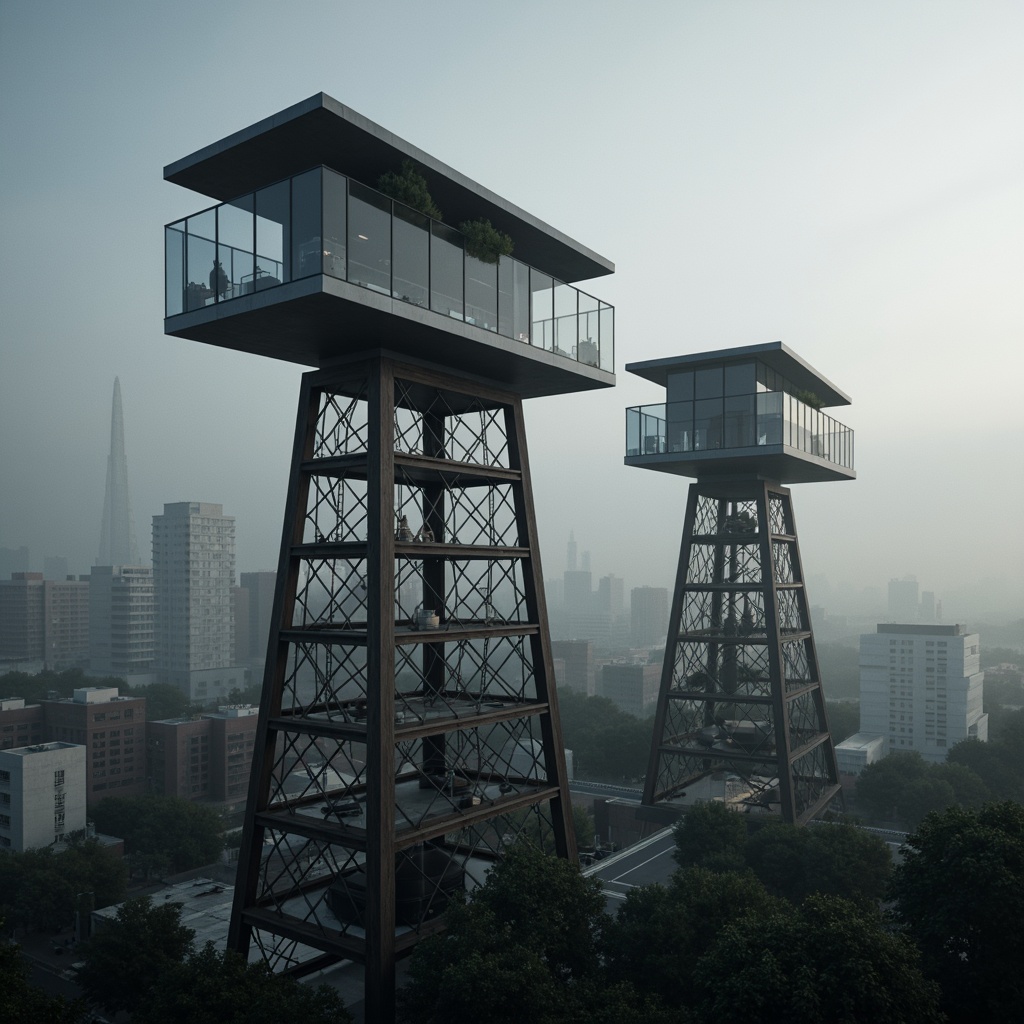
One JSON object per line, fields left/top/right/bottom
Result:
{"left": 583, "top": 828, "right": 677, "bottom": 905}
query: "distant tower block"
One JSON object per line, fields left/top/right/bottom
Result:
{"left": 162, "top": 94, "right": 615, "bottom": 1021}
{"left": 97, "top": 377, "right": 140, "bottom": 567}
{"left": 624, "top": 343, "right": 854, "bottom": 824}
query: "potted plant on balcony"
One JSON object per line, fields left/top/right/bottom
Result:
{"left": 376, "top": 159, "right": 442, "bottom": 220}
{"left": 459, "top": 218, "right": 514, "bottom": 264}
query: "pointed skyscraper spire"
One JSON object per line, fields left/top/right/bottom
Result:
{"left": 97, "top": 377, "right": 141, "bottom": 566}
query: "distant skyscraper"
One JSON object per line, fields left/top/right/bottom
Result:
{"left": 97, "top": 378, "right": 140, "bottom": 567}
{"left": 567, "top": 531, "right": 578, "bottom": 572}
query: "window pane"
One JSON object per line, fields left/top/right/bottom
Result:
{"left": 724, "top": 395, "right": 755, "bottom": 447}
{"left": 254, "top": 181, "right": 287, "bottom": 289}
{"left": 599, "top": 304, "right": 614, "bottom": 371}
{"left": 393, "top": 203, "right": 429, "bottom": 307}
{"left": 165, "top": 222, "right": 185, "bottom": 316}
{"left": 553, "top": 281, "right": 576, "bottom": 355}
{"left": 185, "top": 209, "right": 215, "bottom": 311}
{"left": 667, "top": 371, "right": 693, "bottom": 404}
{"left": 292, "top": 168, "right": 326, "bottom": 279}
{"left": 667, "top": 401, "right": 693, "bottom": 452}
{"left": 217, "top": 194, "right": 253, "bottom": 300}
{"left": 465, "top": 252, "right": 498, "bottom": 330}
{"left": 321, "top": 169, "right": 346, "bottom": 278}
{"left": 757, "top": 392, "right": 783, "bottom": 444}
{"left": 348, "top": 181, "right": 391, "bottom": 294}
{"left": 694, "top": 398, "right": 723, "bottom": 449}
{"left": 577, "top": 291, "right": 599, "bottom": 366}
{"left": 531, "top": 271, "right": 553, "bottom": 351}
{"left": 497, "top": 256, "right": 514, "bottom": 338}
{"left": 724, "top": 362, "right": 755, "bottom": 396}
{"left": 695, "top": 367, "right": 723, "bottom": 399}
{"left": 626, "top": 408, "right": 640, "bottom": 455}
{"left": 430, "top": 222, "right": 463, "bottom": 318}
{"left": 512, "top": 260, "right": 530, "bottom": 342}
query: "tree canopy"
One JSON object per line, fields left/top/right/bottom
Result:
{"left": 133, "top": 943, "right": 352, "bottom": 1024}
{"left": 557, "top": 689, "right": 653, "bottom": 784}
{"left": 0, "top": 838, "right": 127, "bottom": 933}
{"left": 89, "top": 795, "right": 223, "bottom": 878}
{"left": 75, "top": 896, "right": 196, "bottom": 1016}
{"left": 889, "top": 801, "right": 1024, "bottom": 1023}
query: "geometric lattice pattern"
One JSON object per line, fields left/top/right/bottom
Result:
{"left": 229, "top": 357, "right": 575, "bottom": 1019}
{"left": 643, "top": 480, "right": 842, "bottom": 824}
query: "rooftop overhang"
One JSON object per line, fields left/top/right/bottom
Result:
{"left": 164, "top": 93, "right": 613, "bottom": 287}
{"left": 624, "top": 445, "right": 856, "bottom": 485}
{"left": 164, "top": 276, "right": 615, "bottom": 400}
{"left": 626, "top": 342, "right": 851, "bottom": 408}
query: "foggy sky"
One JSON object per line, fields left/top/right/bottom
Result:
{"left": 1, "top": 1, "right": 1022, "bottom": 624}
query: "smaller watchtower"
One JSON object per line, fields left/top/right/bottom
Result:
{"left": 625, "top": 342, "right": 854, "bottom": 824}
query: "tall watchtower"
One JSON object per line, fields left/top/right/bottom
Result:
{"left": 163, "top": 94, "right": 615, "bottom": 1020}
{"left": 624, "top": 343, "right": 852, "bottom": 825}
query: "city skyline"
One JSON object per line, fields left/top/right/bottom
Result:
{"left": 1, "top": 1, "right": 1022, "bottom": 624}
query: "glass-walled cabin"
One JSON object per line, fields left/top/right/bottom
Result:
{"left": 625, "top": 358, "right": 854, "bottom": 471}
{"left": 165, "top": 167, "right": 614, "bottom": 374}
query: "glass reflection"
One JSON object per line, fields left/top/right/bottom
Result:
{"left": 431, "top": 222, "right": 463, "bottom": 318}
{"left": 392, "top": 204, "right": 429, "bottom": 307}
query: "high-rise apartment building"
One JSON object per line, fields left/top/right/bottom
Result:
{"left": 854, "top": 623, "right": 987, "bottom": 763}
{"left": 88, "top": 565, "right": 155, "bottom": 680}
{"left": 0, "top": 573, "right": 89, "bottom": 671}
{"left": 237, "top": 570, "right": 276, "bottom": 669}
{"left": 887, "top": 577, "right": 920, "bottom": 622}
{"left": 152, "top": 502, "right": 245, "bottom": 702}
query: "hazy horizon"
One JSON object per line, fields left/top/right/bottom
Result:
{"left": 2, "top": 2, "right": 1022, "bottom": 628}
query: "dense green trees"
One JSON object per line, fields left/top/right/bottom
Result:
{"left": 75, "top": 897, "right": 352, "bottom": 1022}
{"left": 75, "top": 896, "right": 196, "bottom": 1016}
{"left": 0, "top": 839, "right": 127, "bottom": 933}
{"left": 134, "top": 943, "right": 353, "bottom": 1024}
{"left": 399, "top": 843, "right": 674, "bottom": 1024}
{"left": 672, "top": 802, "right": 892, "bottom": 905}
{"left": 89, "top": 795, "right": 223, "bottom": 877}
{"left": 889, "top": 801, "right": 1024, "bottom": 1023}
{"left": 401, "top": 839, "right": 941, "bottom": 1024}
{"left": 121, "top": 680, "right": 202, "bottom": 720}
{"left": 557, "top": 690, "right": 652, "bottom": 784}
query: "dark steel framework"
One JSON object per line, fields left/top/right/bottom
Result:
{"left": 643, "top": 478, "right": 842, "bottom": 823}
{"left": 228, "top": 354, "right": 575, "bottom": 1021}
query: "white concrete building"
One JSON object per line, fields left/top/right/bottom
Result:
{"left": 153, "top": 502, "right": 246, "bottom": 702}
{"left": 0, "top": 741, "right": 87, "bottom": 851}
{"left": 854, "top": 623, "right": 987, "bottom": 764}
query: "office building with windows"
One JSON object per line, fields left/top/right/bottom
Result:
{"left": 852, "top": 623, "right": 986, "bottom": 764}
{"left": 89, "top": 564, "right": 155, "bottom": 680}
{"left": 153, "top": 502, "right": 246, "bottom": 702}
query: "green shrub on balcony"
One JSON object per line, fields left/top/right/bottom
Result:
{"left": 459, "top": 218, "right": 514, "bottom": 264}
{"left": 377, "top": 159, "right": 442, "bottom": 220}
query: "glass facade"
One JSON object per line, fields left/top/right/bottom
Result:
{"left": 625, "top": 359, "right": 854, "bottom": 470}
{"left": 166, "top": 167, "right": 614, "bottom": 372}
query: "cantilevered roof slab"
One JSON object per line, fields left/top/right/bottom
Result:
{"left": 164, "top": 93, "right": 613, "bottom": 286}
{"left": 627, "top": 341, "right": 851, "bottom": 408}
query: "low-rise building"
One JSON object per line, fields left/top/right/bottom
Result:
{"left": 0, "top": 741, "right": 87, "bottom": 851}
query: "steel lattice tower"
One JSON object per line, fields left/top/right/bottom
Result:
{"left": 625, "top": 344, "right": 854, "bottom": 824}
{"left": 162, "top": 94, "right": 615, "bottom": 1021}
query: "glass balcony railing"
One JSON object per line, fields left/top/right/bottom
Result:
{"left": 625, "top": 393, "right": 854, "bottom": 469}
{"left": 166, "top": 167, "right": 614, "bottom": 373}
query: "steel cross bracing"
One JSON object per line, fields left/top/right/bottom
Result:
{"left": 228, "top": 356, "right": 575, "bottom": 1018}
{"left": 643, "top": 480, "right": 842, "bottom": 824}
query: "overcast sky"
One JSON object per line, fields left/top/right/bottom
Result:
{"left": 1, "top": 0, "right": 1021, "bottom": 623}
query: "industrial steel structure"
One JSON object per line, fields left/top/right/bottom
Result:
{"left": 625, "top": 343, "right": 853, "bottom": 824}
{"left": 163, "top": 94, "right": 615, "bottom": 1020}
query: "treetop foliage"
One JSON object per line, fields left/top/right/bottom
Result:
{"left": 889, "top": 801, "right": 1024, "bottom": 1023}
{"left": 376, "top": 159, "right": 442, "bottom": 220}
